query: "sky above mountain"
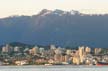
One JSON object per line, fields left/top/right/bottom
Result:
{"left": 0, "top": 0, "right": 108, "bottom": 18}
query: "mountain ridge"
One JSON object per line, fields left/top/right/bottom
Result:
{"left": 0, "top": 9, "right": 108, "bottom": 48}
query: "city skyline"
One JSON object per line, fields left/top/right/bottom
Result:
{"left": 0, "top": 0, "right": 108, "bottom": 18}
{"left": 0, "top": 43, "right": 107, "bottom": 66}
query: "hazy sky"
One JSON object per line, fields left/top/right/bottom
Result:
{"left": 0, "top": 0, "right": 108, "bottom": 18}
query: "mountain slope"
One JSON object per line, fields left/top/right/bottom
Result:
{"left": 0, "top": 9, "right": 108, "bottom": 47}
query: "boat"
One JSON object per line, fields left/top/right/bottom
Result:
{"left": 96, "top": 62, "right": 108, "bottom": 66}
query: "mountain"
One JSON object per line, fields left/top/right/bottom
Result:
{"left": 0, "top": 9, "right": 108, "bottom": 48}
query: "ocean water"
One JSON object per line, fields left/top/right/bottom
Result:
{"left": 0, "top": 65, "right": 108, "bottom": 71}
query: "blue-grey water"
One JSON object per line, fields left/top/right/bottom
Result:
{"left": 0, "top": 65, "right": 108, "bottom": 71}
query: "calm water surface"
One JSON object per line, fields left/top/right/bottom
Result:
{"left": 0, "top": 65, "right": 108, "bottom": 71}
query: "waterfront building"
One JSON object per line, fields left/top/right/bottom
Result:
{"left": 85, "top": 59, "right": 91, "bottom": 65}
{"left": 65, "top": 55, "right": 70, "bottom": 62}
{"left": 15, "top": 60, "right": 29, "bottom": 65}
{"left": 48, "top": 59, "right": 55, "bottom": 64}
{"left": 54, "top": 54, "right": 62, "bottom": 62}
{"left": 35, "top": 59, "right": 47, "bottom": 64}
{"left": 60, "top": 55, "right": 65, "bottom": 62}
{"left": 73, "top": 56, "right": 80, "bottom": 65}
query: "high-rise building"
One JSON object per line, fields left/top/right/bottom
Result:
{"left": 79, "top": 46, "right": 85, "bottom": 56}
{"left": 2, "top": 46, "right": 6, "bottom": 53}
{"left": 29, "top": 46, "right": 39, "bottom": 55}
{"left": 50, "top": 45, "right": 56, "bottom": 50}
{"left": 85, "top": 47, "right": 91, "bottom": 53}
{"left": 14, "top": 46, "right": 20, "bottom": 52}
{"left": 39, "top": 47, "right": 45, "bottom": 53}
{"left": 32, "top": 46, "right": 39, "bottom": 55}
{"left": 55, "top": 48, "right": 62, "bottom": 55}
{"left": 94, "top": 48, "right": 102, "bottom": 55}
{"left": 66, "top": 49, "right": 72, "bottom": 55}
{"left": 2, "top": 44, "right": 13, "bottom": 53}
{"left": 78, "top": 46, "right": 85, "bottom": 63}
